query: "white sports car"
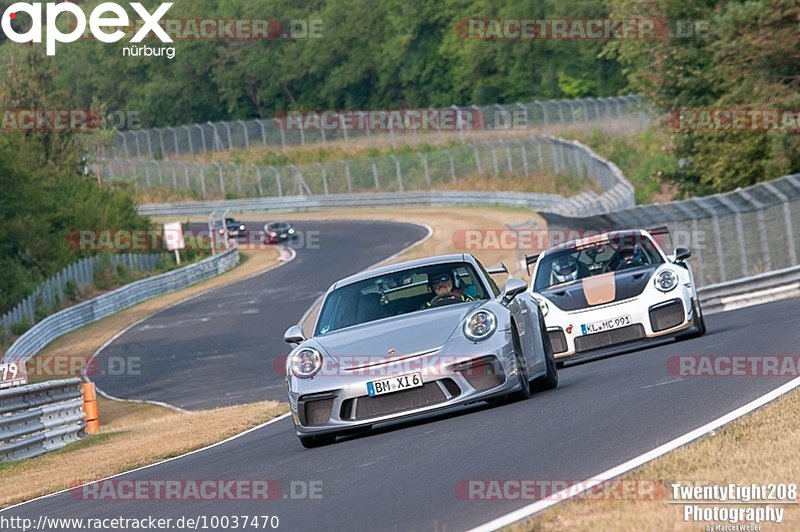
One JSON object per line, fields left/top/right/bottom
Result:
{"left": 526, "top": 227, "right": 706, "bottom": 362}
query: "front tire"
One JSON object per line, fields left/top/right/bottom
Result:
{"left": 508, "top": 325, "right": 531, "bottom": 401}
{"left": 532, "top": 315, "right": 558, "bottom": 392}
{"left": 680, "top": 299, "right": 707, "bottom": 339}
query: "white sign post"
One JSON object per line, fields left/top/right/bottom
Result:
{"left": 163, "top": 222, "right": 186, "bottom": 265}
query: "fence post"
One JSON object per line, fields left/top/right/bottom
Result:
{"left": 253, "top": 165, "right": 264, "bottom": 196}
{"left": 417, "top": 153, "right": 431, "bottom": 186}
{"left": 517, "top": 141, "right": 529, "bottom": 177}
{"left": 343, "top": 161, "right": 352, "bottom": 193}
{"left": 213, "top": 162, "right": 225, "bottom": 197}
{"left": 389, "top": 155, "right": 403, "bottom": 191}
{"left": 318, "top": 163, "right": 329, "bottom": 195}
{"left": 182, "top": 126, "right": 194, "bottom": 155}
{"left": 238, "top": 120, "right": 250, "bottom": 149}
{"left": 255, "top": 119, "right": 267, "bottom": 146}
{"left": 446, "top": 151, "right": 456, "bottom": 184}
{"left": 370, "top": 159, "right": 380, "bottom": 190}
{"left": 761, "top": 182, "right": 796, "bottom": 267}
{"left": 269, "top": 166, "right": 283, "bottom": 197}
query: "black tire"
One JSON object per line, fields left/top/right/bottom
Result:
{"left": 532, "top": 316, "right": 558, "bottom": 392}
{"left": 680, "top": 299, "right": 707, "bottom": 339}
{"left": 508, "top": 325, "right": 532, "bottom": 402}
{"left": 298, "top": 433, "right": 337, "bottom": 449}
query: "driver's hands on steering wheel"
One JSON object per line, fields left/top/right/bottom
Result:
{"left": 425, "top": 292, "right": 464, "bottom": 308}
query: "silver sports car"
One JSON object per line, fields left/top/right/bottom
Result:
{"left": 282, "top": 253, "right": 558, "bottom": 448}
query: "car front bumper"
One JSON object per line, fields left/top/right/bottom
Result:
{"left": 287, "top": 332, "right": 522, "bottom": 437}
{"left": 544, "top": 287, "right": 697, "bottom": 360}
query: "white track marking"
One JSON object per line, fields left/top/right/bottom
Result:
{"left": 467, "top": 375, "right": 800, "bottom": 532}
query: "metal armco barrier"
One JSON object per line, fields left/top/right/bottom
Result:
{"left": 698, "top": 265, "right": 800, "bottom": 315}
{"left": 0, "top": 378, "right": 85, "bottom": 462}
{"left": 3, "top": 250, "right": 240, "bottom": 364}
{"left": 2, "top": 252, "right": 168, "bottom": 343}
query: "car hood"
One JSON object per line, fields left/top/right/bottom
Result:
{"left": 538, "top": 265, "right": 659, "bottom": 311}
{"left": 309, "top": 301, "right": 484, "bottom": 369}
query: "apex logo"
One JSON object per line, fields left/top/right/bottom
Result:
{"left": 1, "top": 2, "right": 174, "bottom": 56}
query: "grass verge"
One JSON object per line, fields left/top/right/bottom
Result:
{"left": 515, "top": 385, "right": 800, "bottom": 531}
{"left": 0, "top": 247, "right": 282, "bottom": 506}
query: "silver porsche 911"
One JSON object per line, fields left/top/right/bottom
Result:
{"left": 282, "top": 253, "right": 558, "bottom": 448}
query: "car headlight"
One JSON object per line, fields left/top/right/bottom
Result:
{"left": 218, "top": 228, "right": 225, "bottom": 234}
{"left": 288, "top": 228, "right": 295, "bottom": 234}
{"left": 654, "top": 269, "right": 678, "bottom": 292}
{"left": 464, "top": 309, "right": 497, "bottom": 342}
{"left": 532, "top": 296, "right": 549, "bottom": 317}
{"left": 239, "top": 224, "right": 245, "bottom": 231}
{"left": 290, "top": 348, "right": 322, "bottom": 378}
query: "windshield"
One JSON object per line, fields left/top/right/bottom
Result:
{"left": 315, "top": 262, "right": 489, "bottom": 335}
{"left": 268, "top": 223, "right": 289, "bottom": 231}
{"left": 534, "top": 234, "right": 664, "bottom": 291}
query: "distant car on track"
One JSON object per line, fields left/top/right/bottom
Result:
{"left": 264, "top": 221, "right": 296, "bottom": 244}
{"left": 527, "top": 227, "right": 706, "bottom": 363}
{"left": 282, "top": 253, "right": 558, "bottom": 448}
{"left": 214, "top": 217, "right": 247, "bottom": 238}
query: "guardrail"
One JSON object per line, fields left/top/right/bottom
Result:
{"left": 0, "top": 378, "right": 85, "bottom": 462}
{"left": 2, "top": 253, "right": 168, "bottom": 344}
{"left": 3, "top": 250, "right": 240, "bottom": 364}
{"left": 698, "top": 265, "right": 800, "bottom": 314}
{"left": 541, "top": 172, "right": 800, "bottom": 288}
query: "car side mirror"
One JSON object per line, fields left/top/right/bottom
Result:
{"left": 501, "top": 278, "right": 528, "bottom": 305}
{"left": 674, "top": 247, "right": 691, "bottom": 262}
{"left": 283, "top": 325, "right": 306, "bottom": 345}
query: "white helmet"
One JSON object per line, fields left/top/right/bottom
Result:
{"left": 552, "top": 255, "right": 578, "bottom": 283}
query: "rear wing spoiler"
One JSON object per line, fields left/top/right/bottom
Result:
{"left": 646, "top": 225, "right": 670, "bottom": 237}
{"left": 524, "top": 254, "right": 539, "bottom": 276}
{"left": 486, "top": 263, "right": 508, "bottom": 276}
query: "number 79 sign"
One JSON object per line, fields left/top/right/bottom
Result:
{"left": 0, "top": 362, "right": 28, "bottom": 389}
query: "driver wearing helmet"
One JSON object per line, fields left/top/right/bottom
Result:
{"left": 423, "top": 272, "right": 475, "bottom": 308}
{"left": 552, "top": 255, "right": 579, "bottom": 284}
{"left": 614, "top": 245, "right": 646, "bottom": 270}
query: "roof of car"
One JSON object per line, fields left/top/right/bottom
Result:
{"left": 540, "top": 229, "right": 651, "bottom": 257}
{"left": 332, "top": 253, "right": 472, "bottom": 289}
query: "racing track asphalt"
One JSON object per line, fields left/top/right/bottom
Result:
{"left": 91, "top": 219, "right": 429, "bottom": 410}
{"left": 5, "top": 297, "right": 800, "bottom": 531}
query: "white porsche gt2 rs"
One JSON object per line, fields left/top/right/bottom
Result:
{"left": 527, "top": 227, "right": 707, "bottom": 362}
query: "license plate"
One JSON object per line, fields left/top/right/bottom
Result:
{"left": 581, "top": 315, "right": 632, "bottom": 335}
{"left": 367, "top": 372, "right": 423, "bottom": 397}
